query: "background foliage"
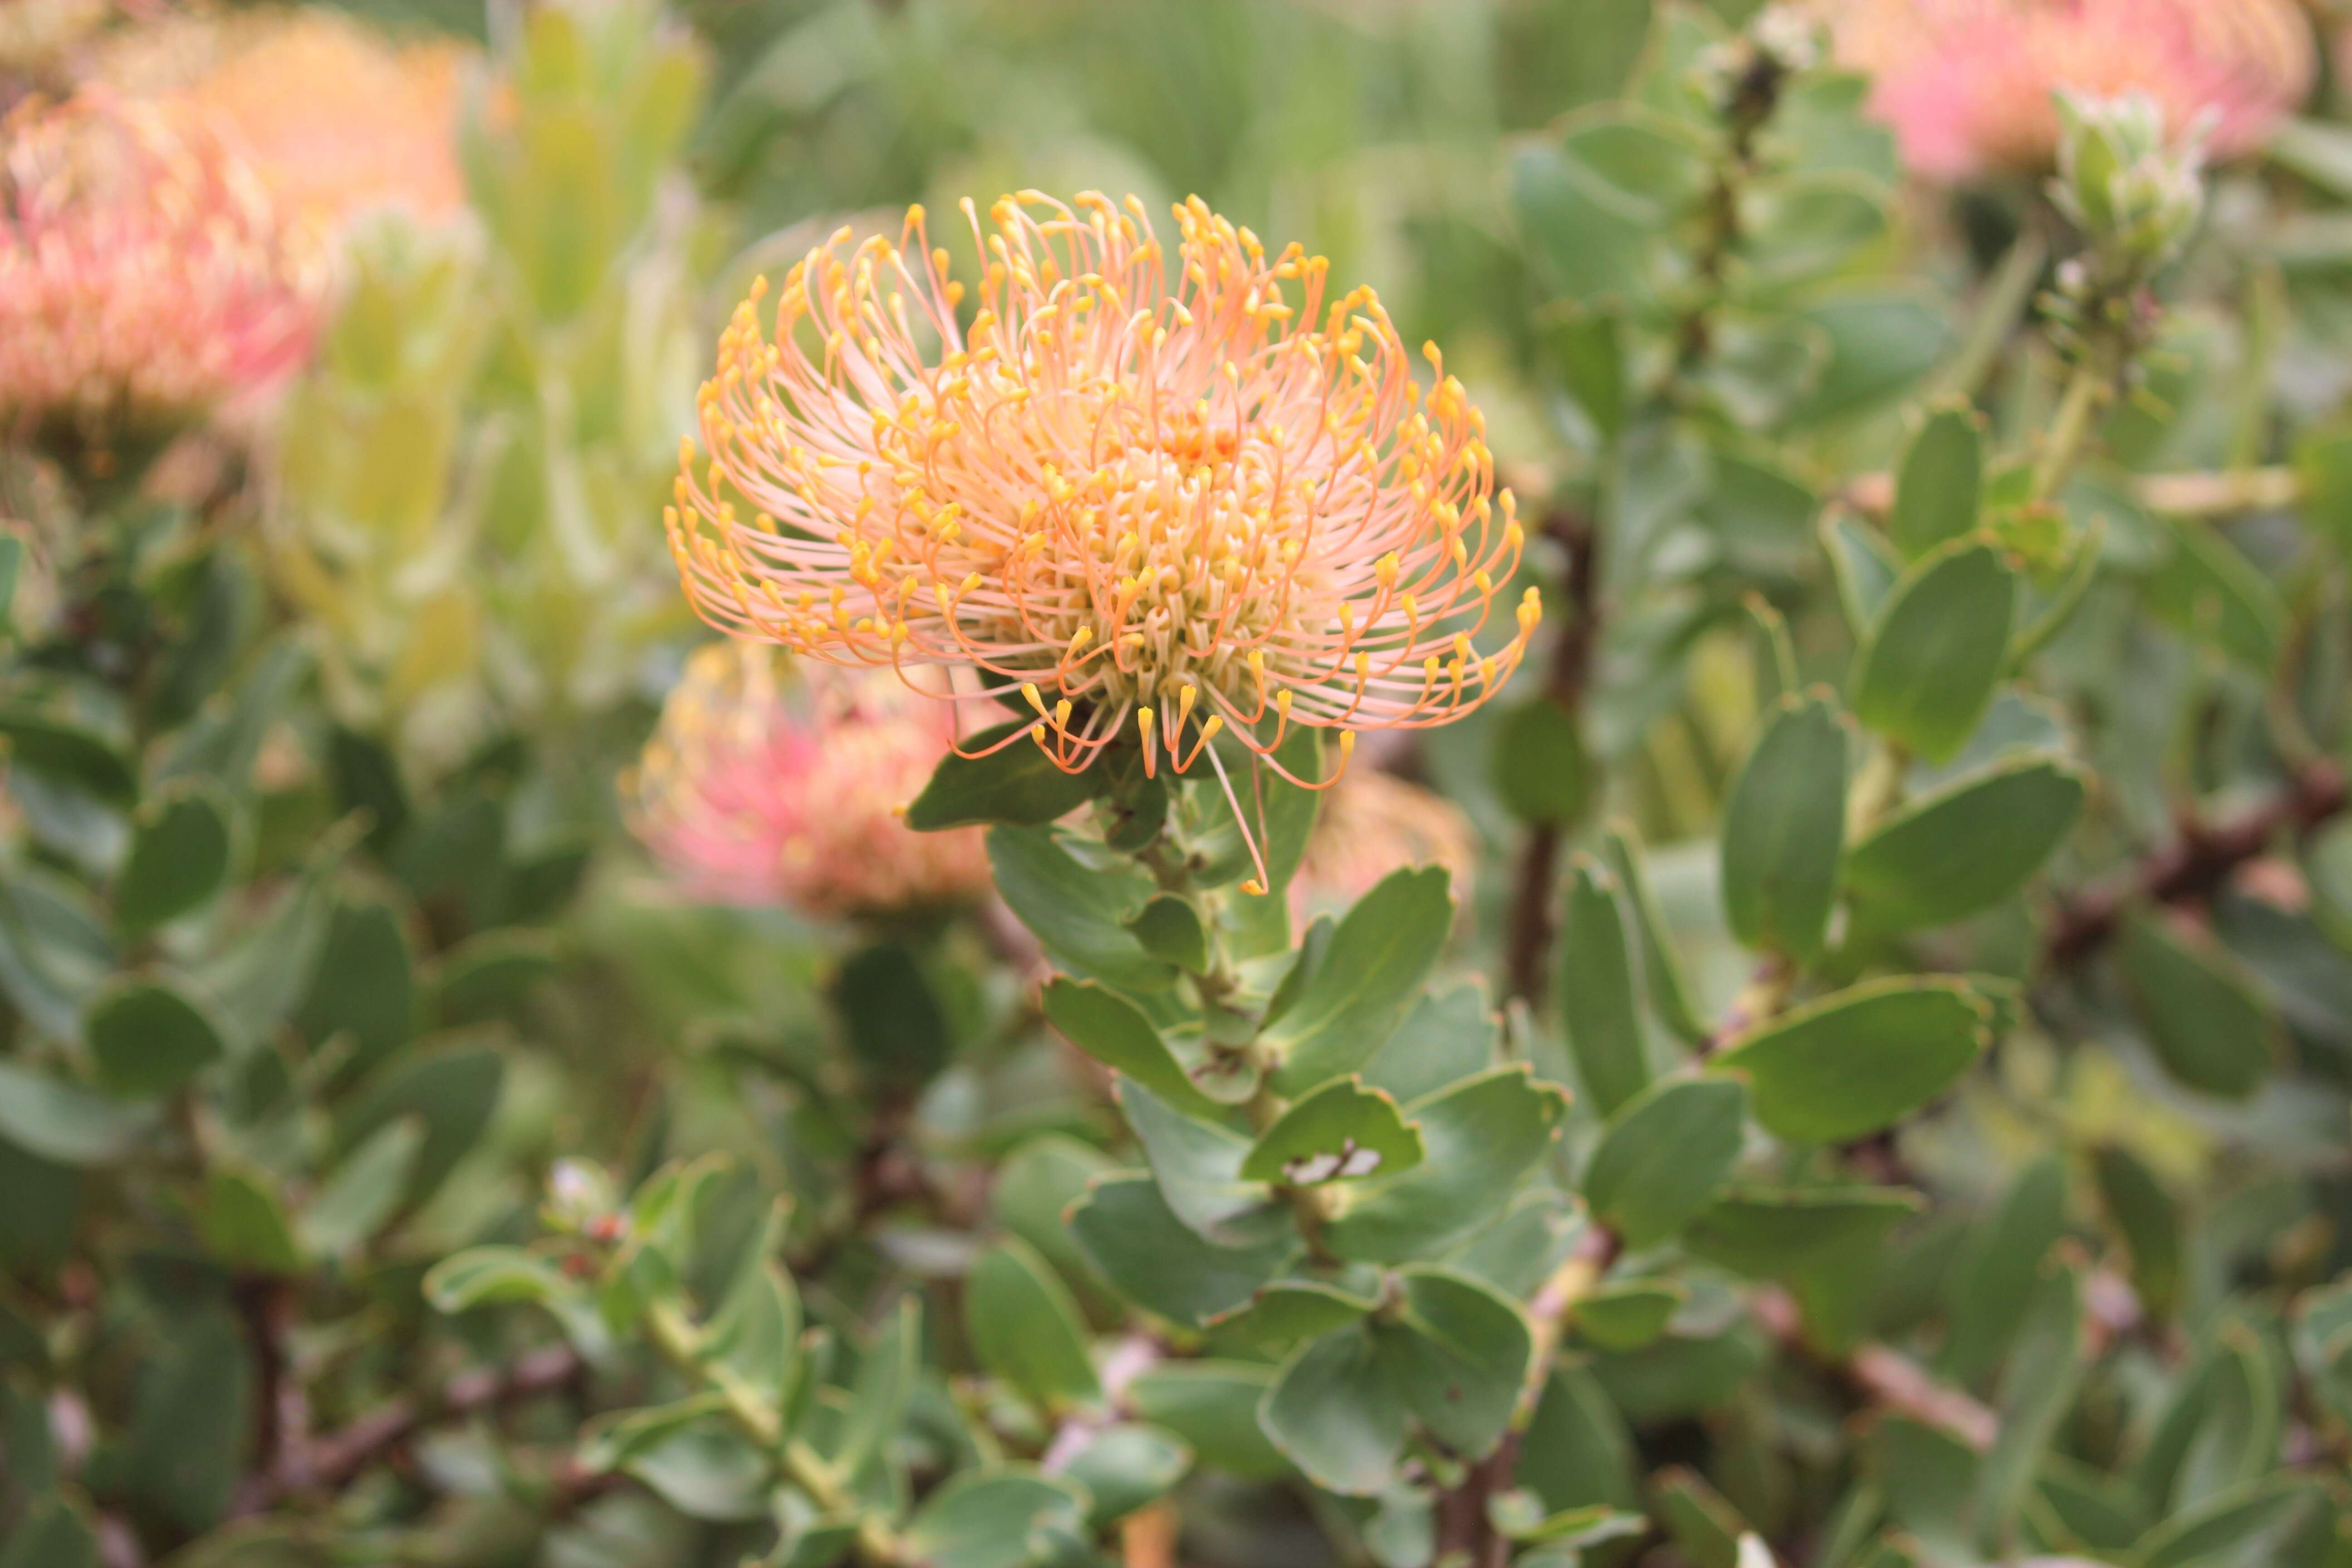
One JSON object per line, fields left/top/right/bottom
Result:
{"left": 4, "top": 2, "right": 2352, "bottom": 1568}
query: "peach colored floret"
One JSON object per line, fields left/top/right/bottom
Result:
{"left": 1821, "top": 0, "right": 2313, "bottom": 178}
{"left": 0, "top": 91, "right": 323, "bottom": 421}
{"left": 627, "top": 643, "right": 993, "bottom": 920}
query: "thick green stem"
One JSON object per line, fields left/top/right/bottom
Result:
{"left": 2031, "top": 360, "right": 2108, "bottom": 507}
{"left": 646, "top": 1300, "right": 902, "bottom": 1563}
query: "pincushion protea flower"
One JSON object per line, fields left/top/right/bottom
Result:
{"left": 626, "top": 642, "right": 993, "bottom": 919}
{"left": 1, "top": 92, "right": 323, "bottom": 423}
{"left": 666, "top": 191, "right": 1539, "bottom": 880}
{"left": 1291, "top": 769, "right": 1480, "bottom": 927}
{"left": 1818, "top": 0, "right": 2313, "bottom": 179}
{"left": 102, "top": 8, "right": 470, "bottom": 231}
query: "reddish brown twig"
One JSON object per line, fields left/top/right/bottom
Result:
{"left": 1502, "top": 510, "right": 1600, "bottom": 1008}
{"left": 1750, "top": 1288, "right": 1996, "bottom": 1451}
{"left": 233, "top": 1343, "right": 584, "bottom": 1515}
{"left": 1433, "top": 1225, "right": 1623, "bottom": 1568}
{"left": 2045, "top": 759, "right": 2347, "bottom": 965}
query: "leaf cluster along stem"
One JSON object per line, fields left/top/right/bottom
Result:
{"left": 644, "top": 1300, "right": 903, "bottom": 1564}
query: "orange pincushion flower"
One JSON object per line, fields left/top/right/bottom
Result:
{"left": 100, "top": 8, "right": 470, "bottom": 230}
{"left": 626, "top": 643, "right": 993, "bottom": 919}
{"left": 1820, "top": 0, "right": 2313, "bottom": 178}
{"left": 666, "top": 192, "right": 1539, "bottom": 834}
{"left": 0, "top": 91, "right": 323, "bottom": 422}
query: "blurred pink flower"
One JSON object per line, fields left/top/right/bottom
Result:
{"left": 0, "top": 92, "right": 323, "bottom": 425}
{"left": 627, "top": 643, "right": 994, "bottom": 919}
{"left": 1290, "top": 769, "right": 1478, "bottom": 926}
{"left": 1821, "top": 0, "right": 2314, "bottom": 178}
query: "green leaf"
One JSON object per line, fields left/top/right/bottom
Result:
{"left": 2093, "top": 1146, "right": 2181, "bottom": 1321}
{"left": 1939, "top": 1156, "right": 2066, "bottom": 1384}
{"left": 1852, "top": 539, "right": 2017, "bottom": 764}
{"left": 0, "top": 1063, "right": 154, "bottom": 1165}
{"left": 1844, "top": 757, "right": 2086, "bottom": 931}
{"left": 706, "top": 1202, "right": 801, "bottom": 1401}
{"left": 1520, "top": 1368, "right": 1641, "bottom": 1514}
{"left": 1044, "top": 980, "right": 1225, "bottom": 1117}
{"left": 1974, "top": 1261, "right": 2086, "bottom": 1552}
{"left": 906, "top": 720, "right": 1103, "bottom": 830}
{"left": 1204, "top": 1276, "right": 1378, "bottom": 1348}
{"left": 300, "top": 1117, "right": 425, "bottom": 1256}
{"left": 1720, "top": 691, "right": 1850, "bottom": 962}
{"left": 1058, "top": 1423, "right": 1191, "bottom": 1525}
{"left": 423, "top": 1245, "right": 579, "bottom": 1312}
{"left": 1557, "top": 856, "right": 1649, "bottom": 1118}
{"left": 966, "top": 1238, "right": 1100, "bottom": 1410}
{"left": 430, "top": 928, "right": 558, "bottom": 1027}
{"left": 1889, "top": 402, "right": 1985, "bottom": 560}
{"left": 1259, "top": 1325, "right": 1408, "bottom": 1496}
{"left": 1377, "top": 1266, "right": 1533, "bottom": 1458}
{"left": 1493, "top": 699, "right": 1590, "bottom": 827}
{"left": 1573, "top": 1281, "right": 1686, "bottom": 1351}
{"left": 1541, "top": 305, "right": 1627, "bottom": 439}
{"left": 2134, "top": 1477, "right": 2315, "bottom": 1568}
{"left": 1824, "top": 509, "right": 1906, "bottom": 632}
{"left": 831, "top": 1294, "right": 919, "bottom": 1477}
{"left": 2143, "top": 515, "right": 2286, "bottom": 672}
{"left": 1787, "top": 290, "right": 1950, "bottom": 427}
{"left": 992, "top": 1135, "right": 1118, "bottom": 1307}
{"left": 114, "top": 1310, "right": 247, "bottom": 1533}
{"left": 201, "top": 1162, "right": 305, "bottom": 1274}
{"left": 1126, "top": 895, "right": 1209, "bottom": 973}
{"left": 115, "top": 785, "right": 233, "bottom": 933}
{"left": 1262, "top": 867, "right": 1454, "bottom": 1095}
{"left": 1359, "top": 982, "right": 1499, "bottom": 1106}
{"left": 580, "top": 1393, "right": 730, "bottom": 1474}
{"left": 1601, "top": 822, "right": 1708, "bottom": 1046}
{"left": 0, "top": 1499, "right": 95, "bottom": 1568}
{"left": 0, "top": 710, "right": 135, "bottom": 805}
{"left": 294, "top": 900, "right": 416, "bottom": 1077}
{"left": 1325, "top": 1066, "right": 1570, "bottom": 1263}
{"left": 1126, "top": 1361, "right": 1288, "bottom": 1481}
{"left": 1655, "top": 1466, "right": 1749, "bottom": 1568}
{"left": 831, "top": 940, "right": 951, "bottom": 1087}
{"left": 1068, "top": 1175, "right": 1290, "bottom": 1327}
{"left": 622, "top": 1419, "right": 772, "bottom": 1522}
{"left": 2291, "top": 1281, "right": 2352, "bottom": 1436}
{"left": 1240, "top": 1078, "right": 1422, "bottom": 1186}
{"left": 2119, "top": 913, "right": 2282, "bottom": 1100}
{"left": 1117, "top": 1078, "right": 1279, "bottom": 1244}
{"left": 199, "top": 824, "right": 353, "bottom": 1050}
{"left": 989, "top": 825, "right": 1173, "bottom": 993}
{"left": 1683, "top": 1187, "right": 1924, "bottom": 1278}
{"left": 1710, "top": 979, "right": 1989, "bottom": 1145}
{"left": 85, "top": 979, "right": 226, "bottom": 1099}
{"left": 337, "top": 1043, "right": 505, "bottom": 1205}
{"left": 1583, "top": 1076, "right": 1746, "bottom": 1249}
{"left": 903, "top": 1469, "right": 1090, "bottom": 1568}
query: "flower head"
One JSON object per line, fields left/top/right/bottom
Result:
{"left": 1819, "top": 0, "right": 2313, "bottom": 179}
{"left": 1290, "top": 769, "right": 1480, "bottom": 926}
{"left": 0, "top": 92, "right": 323, "bottom": 423}
{"left": 103, "top": 8, "right": 470, "bottom": 231}
{"left": 626, "top": 642, "right": 993, "bottom": 919}
{"left": 666, "top": 192, "right": 1539, "bottom": 816}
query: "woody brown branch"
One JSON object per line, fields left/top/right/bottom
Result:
{"left": 1502, "top": 508, "right": 1599, "bottom": 1008}
{"left": 233, "top": 1343, "right": 585, "bottom": 1515}
{"left": 2045, "top": 758, "right": 2347, "bottom": 965}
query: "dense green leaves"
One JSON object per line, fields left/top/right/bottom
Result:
{"left": 1324, "top": 1067, "right": 1570, "bottom": 1263}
